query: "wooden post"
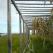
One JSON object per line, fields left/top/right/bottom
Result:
{"left": 7, "top": 0, "right": 12, "bottom": 53}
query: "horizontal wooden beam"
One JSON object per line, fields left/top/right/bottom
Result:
{"left": 16, "top": 3, "right": 53, "bottom": 5}
{"left": 20, "top": 9, "right": 51, "bottom": 12}
{"left": 20, "top": 8, "right": 51, "bottom": 10}
{"left": 15, "top": 0, "right": 53, "bottom": 1}
{"left": 21, "top": 12, "right": 51, "bottom": 14}
{"left": 22, "top": 14, "right": 51, "bottom": 15}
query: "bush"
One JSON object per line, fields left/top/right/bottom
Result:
{"left": 30, "top": 35, "right": 53, "bottom": 53}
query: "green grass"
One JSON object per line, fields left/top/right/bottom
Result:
{"left": 30, "top": 35, "right": 53, "bottom": 53}
{"left": 0, "top": 34, "right": 53, "bottom": 53}
{"left": 0, "top": 34, "right": 20, "bottom": 53}
{"left": 0, "top": 34, "right": 27, "bottom": 53}
{"left": 0, "top": 35, "right": 8, "bottom": 53}
{"left": 12, "top": 34, "right": 20, "bottom": 53}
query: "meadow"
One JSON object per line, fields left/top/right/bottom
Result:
{"left": 0, "top": 34, "right": 53, "bottom": 53}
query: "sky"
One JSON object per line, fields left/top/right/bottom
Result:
{"left": 0, "top": 0, "right": 52, "bottom": 33}
{"left": 0, "top": 0, "right": 22, "bottom": 33}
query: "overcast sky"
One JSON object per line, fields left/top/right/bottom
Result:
{"left": 0, "top": 0, "right": 52, "bottom": 33}
{"left": 0, "top": 0, "right": 21, "bottom": 33}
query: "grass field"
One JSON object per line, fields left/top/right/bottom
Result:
{"left": 0, "top": 35, "right": 8, "bottom": 53}
{"left": 0, "top": 34, "right": 28, "bottom": 53}
{"left": 0, "top": 34, "right": 20, "bottom": 53}
{"left": 0, "top": 34, "right": 53, "bottom": 53}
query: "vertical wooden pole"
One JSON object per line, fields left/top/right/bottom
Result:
{"left": 23, "top": 21, "right": 24, "bottom": 34}
{"left": 7, "top": 0, "right": 12, "bottom": 53}
{"left": 19, "top": 14, "right": 22, "bottom": 53}
{"left": 19, "top": 15, "right": 21, "bottom": 37}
